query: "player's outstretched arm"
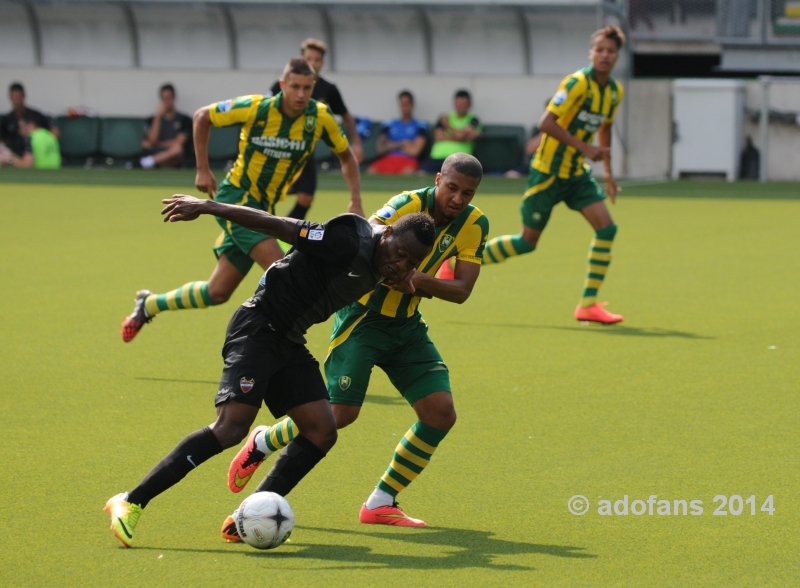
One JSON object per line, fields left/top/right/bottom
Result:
{"left": 161, "top": 195, "right": 300, "bottom": 243}
{"left": 411, "top": 261, "right": 480, "bottom": 304}
{"left": 193, "top": 106, "right": 217, "bottom": 197}
{"left": 335, "top": 146, "right": 364, "bottom": 217}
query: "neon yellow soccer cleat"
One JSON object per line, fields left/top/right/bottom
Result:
{"left": 104, "top": 492, "right": 143, "bottom": 548}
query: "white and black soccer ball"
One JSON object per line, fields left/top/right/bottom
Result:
{"left": 235, "top": 492, "right": 294, "bottom": 550}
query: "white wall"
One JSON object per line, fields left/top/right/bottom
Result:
{"left": 2, "top": 65, "right": 798, "bottom": 180}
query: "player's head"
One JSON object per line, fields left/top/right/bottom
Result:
{"left": 589, "top": 25, "right": 624, "bottom": 74}
{"left": 159, "top": 83, "right": 176, "bottom": 111}
{"left": 454, "top": 89, "right": 471, "bottom": 117}
{"left": 435, "top": 153, "right": 482, "bottom": 220}
{"left": 9, "top": 82, "right": 25, "bottom": 109}
{"left": 375, "top": 213, "right": 436, "bottom": 283}
{"left": 280, "top": 58, "right": 316, "bottom": 114}
{"left": 300, "top": 38, "right": 327, "bottom": 74}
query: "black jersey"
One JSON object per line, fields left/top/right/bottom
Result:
{"left": 270, "top": 76, "right": 348, "bottom": 116}
{"left": 250, "top": 214, "right": 384, "bottom": 343}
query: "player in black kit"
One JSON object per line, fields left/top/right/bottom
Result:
{"left": 104, "top": 194, "right": 435, "bottom": 548}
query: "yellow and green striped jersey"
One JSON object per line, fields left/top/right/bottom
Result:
{"left": 532, "top": 66, "right": 624, "bottom": 179}
{"left": 209, "top": 92, "right": 349, "bottom": 207}
{"left": 358, "top": 187, "right": 489, "bottom": 318}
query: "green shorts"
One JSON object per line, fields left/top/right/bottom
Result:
{"left": 212, "top": 180, "right": 275, "bottom": 275}
{"left": 324, "top": 302, "right": 450, "bottom": 407}
{"left": 521, "top": 167, "right": 605, "bottom": 231}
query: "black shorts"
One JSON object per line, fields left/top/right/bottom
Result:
{"left": 215, "top": 303, "right": 329, "bottom": 418}
{"left": 287, "top": 154, "right": 317, "bottom": 196}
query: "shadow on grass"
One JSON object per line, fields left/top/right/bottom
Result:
{"left": 137, "top": 526, "right": 594, "bottom": 571}
{"left": 447, "top": 321, "right": 714, "bottom": 340}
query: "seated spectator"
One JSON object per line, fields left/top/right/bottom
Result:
{"left": 367, "top": 91, "right": 427, "bottom": 175}
{"left": 0, "top": 82, "right": 58, "bottom": 157}
{"left": 419, "top": 89, "right": 482, "bottom": 175}
{"left": 139, "top": 84, "right": 192, "bottom": 169}
{"left": 0, "top": 112, "right": 61, "bottom": 169}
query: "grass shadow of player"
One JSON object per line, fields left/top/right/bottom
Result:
{"left": 288, "top": 525, "right": 595, "bottom": 570}
{"left": 136, "top": 527, "right": 594, "bottom": 571}
{"left": 447, "top": 321, "right": 713, "bottom": 340}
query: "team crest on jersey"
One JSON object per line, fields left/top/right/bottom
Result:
{"left": 553, "top": 90, "right": 568, "bottom": 106}
{"left": 239, "top": 377, "right": 255, "bottom": 393}
{"left": 305, "top": 116, "right": 316, "bottom": 133}
{"left": 438, "top": 234, "right": 454, "bottom": 253}
{"left": 218, "top": 99, "right": 233, "bottom": 113}
{"left": 339, "top": 376, "right": 351, "bottom": 390}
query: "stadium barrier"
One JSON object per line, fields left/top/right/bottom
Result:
{"left": 53, "top": 116, "right": 528, "bottom": 173}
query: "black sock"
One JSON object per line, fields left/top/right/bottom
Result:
{"left": 127, "top": 427, "right": 223, "bottom": 508}
{"left": 254, "top": 434, "right": 327, "bottom": 497}
{"left": 287, "top": 203, "right": 310, "bottom": 220}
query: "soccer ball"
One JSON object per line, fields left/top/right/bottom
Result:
{"left": 234, "top": 492, "right": 294, "bottom": 550}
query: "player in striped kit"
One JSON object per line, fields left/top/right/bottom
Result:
{"left": 483, "top": 25, "right": 626, "bottom": 324}
{"left": 120, "top": 58, "right": 363, "bottom": 342}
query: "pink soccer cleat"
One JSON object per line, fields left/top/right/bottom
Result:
{"left": 359, "top": 502, "right": 426, "bottom": 527}
{"left": 574, "top": 302, "right": 624, "bottom": 324}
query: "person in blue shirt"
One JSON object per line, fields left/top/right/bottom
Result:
{"left": 368, "top": 91, "right": 428, "bottom": 175}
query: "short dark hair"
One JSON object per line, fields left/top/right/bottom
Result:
{"left": 9, "top": 82, "right": 24, "bottom": 94}
{"left": 398, "top": 90, "right": 414, "bottom": 103}
{"left": 282, "top": 58, "right": 316, "bottom": 81}
{"left": 160, "top": 83, "right": 175, "bottom": 96}
{"left": 301, "top": 38, "right": 327, "bottom": 57}
{"left": 454, "top": 89, "right": 471, "bottom": 101}
{"left": 441, "top": 153, "right": 483, "bottom": 181}
{"left": 392, "top": 212, "right": 436, "bottom": 249}
{"left": 591, "top": 25, "right": 625, "bottom": 49}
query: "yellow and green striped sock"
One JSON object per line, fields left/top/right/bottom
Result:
{"left": 377, "top": 421, "right": 449, "bottom": 498}
{"left": 262, "top": 418, "right": 298, "bottom": 452}
{"left": 483, "top": 234, "right": 535, "bottom": 264}
{"left": 579, "top": 224, "right": 617, "bottom": 308}
{"left": 144, "top": 282, "right": 214, "bottom": 317}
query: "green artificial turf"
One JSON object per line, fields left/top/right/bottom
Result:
{"left": 0, "top": 178, "right": 797, "bottom": 587}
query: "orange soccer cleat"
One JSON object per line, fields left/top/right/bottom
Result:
{"left": 435, "top": 257, "right": 455, "bottom": 280}
{"left": 121, "top": 290, "right": 154, "bottom": 342}
{"left": 574, "top": 302, "right": 624, "bottom": 324}
{"left": 221, "top": 511, "right": 242, "bottom": 543}
{"left": 359, "top": 502, "right": 427, "bottom": 527}
{"left": 228, "top": 425, "right": 269, "bottom": 493}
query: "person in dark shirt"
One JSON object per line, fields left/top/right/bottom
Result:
{"left": 104, "top": 195, "right": 435, "bottom": 548}
{"left": 270, "top": 38, "right": 364, "bottom": 220}
{"left": 139, "top": 84, "right": 193, "bottom": 169}
{"left": 0, "top": 82, "right": 57, "bottom": 157}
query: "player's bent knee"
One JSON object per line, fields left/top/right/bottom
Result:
{"left": 304, "top": 427, "right": 337, "bottom": 453}
{"left": 417, "top": 394, "right": 457, "bottom": 431}
{"left": 332, "top": 404, "right": 360, "bottom": 429}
